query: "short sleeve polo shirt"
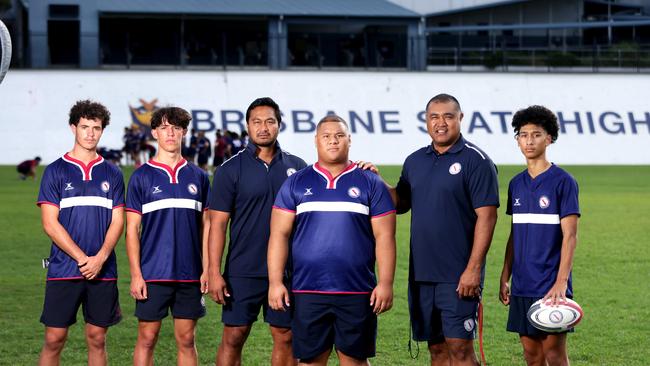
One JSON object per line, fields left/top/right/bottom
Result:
{"left": 397, "top": 135, "right": 499, "bottom": 283}
{"left": 209, "top": 142, "right": 307, "bottom": 277}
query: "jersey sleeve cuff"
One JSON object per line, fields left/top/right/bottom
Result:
{"left": 37, "top": 201, "right": 60, "bottom": 208}
{"left": 473, "top": 202, "right": 500, "bottom": 209}
{"left": 560, "top": 211, "right": 581, "bottom": 219}
{"left": 371, "top": 209, "right": 396, "bottom": 218}
{"left": 125, "top": 207, "right": 142, "bottom": 215}
{"left": 272, "top": 205, "right": 296, "bottom": 213}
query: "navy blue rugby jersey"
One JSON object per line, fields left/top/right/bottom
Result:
{"left": 37, "top": 154, "right": 124, "bottom": 280}
{"left": 274, "top": 162, "right": 395, "bottom": 294}
{"left": 209, "top": 142, "right": 307, "bottom": 277}
{"left": 507, "top": 164, "right": 580, "bottom": 297}
{"left": 126, "top": 159, "right": 210, "bottom": 282}
{"left": 396, "top": 135, "right": 499, "bottom": 283}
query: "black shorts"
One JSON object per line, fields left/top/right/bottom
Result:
{"left": 408, "top": 281, "right": 479, "bottom": 342}
{"left": 221, "top": 276, "right": 292, "bottom": 328}
{"left": 507, "top": 295, "right": 574, "bottom": 336}
{"left": 135, "top": 282, "right": 206, "bottom": 321}
{"left": 292, "top": 293, "right": 376, "bottom": 361}
{"left": 17, "top": 165, "right": 30, "bottom": 174}
{"left": 198, "top": 154, "right": 209, "bottom": 165}
{"left": 40, "top": 280, "right": 121, "bottom": 328}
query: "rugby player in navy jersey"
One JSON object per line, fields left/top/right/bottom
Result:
{"left": 37, "top": 100, "right": 124, "bottom": 366}
{"left": 126, "top": 107, "right": 211, "bottom": 366}
{"left": 499, "top": 105, "right": 580, "bottom": 366}
{"left": 268, "top": 114, "right": 396, "bottom": 366}
{"left": 387, "top": 94, "right": 499, "bottom": 366}
{"left": 208, "top": 97, "right": 307, "bottom": 366}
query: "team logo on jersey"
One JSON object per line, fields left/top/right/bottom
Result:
{"left": 287, "top": 168, "right": 297, "bottom": 177}
{"left": 449, "top": 162, "right": 462, "bottom": 175}
{"left": 100, "top": 181, "right": 110, "bottom": 193}
{"left": 514, "top": 198, "right": 521, "bottom": 206}
{"left": 304, "top": 188, "right": 313, "bottom": 196}
{"left": 64, "top": 182, "right": 74, "bottom": 191}
{"left": 187, "top": 183, "right": 198, "bottom": 195}
{"left": 463, "top": 318, "right": 475, "bottom": 332}
{"left": 348, "top": 186, "right": 361, "bottom": 198}
{"left": 539, "top": 195, "right": 550, "bottom": 209}
{"left": 152, "top": 186, "right": 162, "bottom": 194}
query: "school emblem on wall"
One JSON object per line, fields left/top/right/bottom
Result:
{"left": 129, "top": 98, "right": 160, "bottom": 134}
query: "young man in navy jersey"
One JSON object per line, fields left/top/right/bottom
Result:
{"left": 499, "top": 105, "right": 580, "bottom": 366}
{"left": 37, "top": 100, "right": 124, "bottom": 366}
{"left": 389, "top": 94, "right": 499, "bottom": 366}
{"left": 268, "top": 115, "right": 396, "bottom": 366}
{"left": 208, "top": 97, "right": 307, "bottom": 365}
{"left": 126, "top": 107, "right": 211, "bottom": 366}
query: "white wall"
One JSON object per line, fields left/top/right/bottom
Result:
{"left": 0, "top": 70, "right": 648, "bottom": 165}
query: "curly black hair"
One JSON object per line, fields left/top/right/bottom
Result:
{"left": 150, "top": 107, "right": 192, "bottom": 129}
{"left": 511, "top": 105, "right": 559, "bottom": 143}
{"left": 68, "top": 100, "right": 111, "bottom": 128}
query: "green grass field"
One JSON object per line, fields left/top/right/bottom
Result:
{"left": 0, "top": 165, "right": 648, "bottom": 365}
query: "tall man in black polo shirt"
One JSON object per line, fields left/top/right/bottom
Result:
{"left": 390, "top": 94, "right": 499, "bottom": 366}
{"left": 208, "top": 97, "right": 307, "bottom": 365}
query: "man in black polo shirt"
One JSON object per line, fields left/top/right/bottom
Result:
{"left": 391, "top": 94, "right": 499, "bottom": 366}
{"left": 208, "top": 97, "right": 307, "bottom": 365}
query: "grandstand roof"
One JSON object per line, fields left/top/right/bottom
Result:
{"left": 97, "top": 0, "right": 420, "bottom": 18}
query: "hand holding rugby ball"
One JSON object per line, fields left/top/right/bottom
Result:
{"left": 527, "top": 298, "right": 583, "bottom": 332}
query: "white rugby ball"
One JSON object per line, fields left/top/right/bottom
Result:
{"left": 527, "top": 298, "right": 583, "bottom": 333}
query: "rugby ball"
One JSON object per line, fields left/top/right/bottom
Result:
{"left": 527, "top": 298, "right": 583, "bottom": 333}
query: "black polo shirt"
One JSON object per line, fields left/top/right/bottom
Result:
{"left": 210, "top": 142, "right": 307, "bottom": 277}
{"left": 396, "top": 135, "right": 499, "bottom": 283}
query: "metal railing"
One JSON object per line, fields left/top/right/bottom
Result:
{"left": 427, "top": 46, "right": 650, "bottom": 72}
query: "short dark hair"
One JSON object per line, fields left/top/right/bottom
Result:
{"left": 246, "top": 97, "right": 282, "bottom": 124}
{"left": 69, "top": 100, "right": 111, "bottom": 128}
{"left": 425, "top": 93, "right": 461, "bottom": 112}
{"left": 150, "top": 107, "right": 192, "bottom": 129}
{"left": 316, "top": 114, "right": 350, "bottom": 132}
{"left": 511, "top": 105, "right": 559, "bottom": 143}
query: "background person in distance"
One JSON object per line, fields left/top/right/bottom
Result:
{"left": 17, "top": 156, "right": 41, "bottom": 180}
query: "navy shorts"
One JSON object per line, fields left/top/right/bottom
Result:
{"left": 507, "top": 295, "right": 574, "bottom": 336}
{"left": 408, "top": 281, "right": 479, "bottom": 342}
{"left": 292, "top": 293, "right": 376, "bottom": 361}
{"left": 135, "top": 282, "right": 206, "bottom": 321}
{"left": 40, "top": 280, "right": 121, "bottom": 328}
{"left": 221, "top": 276, "right": 292, "bottom": 328}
